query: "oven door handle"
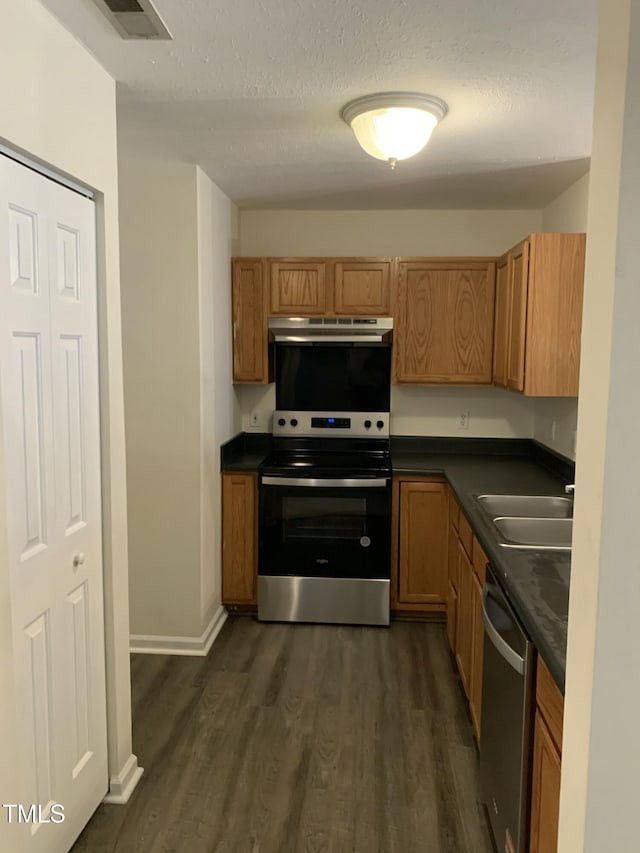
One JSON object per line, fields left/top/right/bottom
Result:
{"left": 261, "top": 476, "right": 389, "bottom": 488}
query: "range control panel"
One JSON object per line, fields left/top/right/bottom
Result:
{"left": 310, "top": 417, "right": 351, "bottom": 429}
{"left": 273, "top": 411, "right": 389, "bottom": 438}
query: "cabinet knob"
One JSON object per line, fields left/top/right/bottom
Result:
{"left": 73, "top": 552, "right": 85, "bottom": 568}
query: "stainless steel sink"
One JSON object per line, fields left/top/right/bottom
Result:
{"left": 477, "top": 494, "right": 573, "bottom": 518}
{"left": 493, "top": 517, "right": 573, "bottom": 551}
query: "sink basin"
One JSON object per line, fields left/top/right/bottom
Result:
{"left": 477, "top": 494, "right": 573, "bottom": 519}
{"left": 493, "top": 517, "right": 573, "bottom": 550}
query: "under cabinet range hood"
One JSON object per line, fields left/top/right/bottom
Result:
{"left": 268, "top": 317, "right": 393, "bottom": 343}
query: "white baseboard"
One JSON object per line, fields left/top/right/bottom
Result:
{"left": 103, "top": 753, "right": 144, "bottom": 805}
{"left": 129, "top": 605, "right": 228, "bottom": 656}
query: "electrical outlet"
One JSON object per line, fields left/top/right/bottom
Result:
{"left": 458, "top": 412, "right": 470, "bottom": 430}
{"left": 249, "top": 411, "right": 261, "bottom": 430}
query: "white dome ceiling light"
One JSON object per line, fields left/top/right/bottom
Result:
{"left": 341, "top": 93, "right": 448, "bottom": 170}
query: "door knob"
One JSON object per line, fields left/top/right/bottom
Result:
{"left": 73, "top": 552, "right": 85, "bottom": 567}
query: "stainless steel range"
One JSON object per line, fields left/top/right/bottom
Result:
{"left": 257, "top": 317, "right": 393, "bottom": 626}
{"left": 258, "top": 414, "right": 391, "bottom": 626}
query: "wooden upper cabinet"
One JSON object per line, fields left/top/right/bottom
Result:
{"left": 333, "top": 259, "right": 392, "bottom": 315}
{"left": 507, "top": 240, "right": 530, "bottom": 392}
{"left": 269, "top": 260, "right": 326, "bottom": 315}
{"left": 524, "top": 233, "right": 586, "bottom": 396}
{"left": 231, "top": 259, "right": 269, "bottom": 383}
{"left": 496, "top": 233, "right": 586, "bottom": 396}
{"left": 493, "top": 253, "right": 510, "bottom": 388}
{"left": 394, "top": 259, "right": 496, "bottom": 384}
{"left": 397, "top": 479, "right": 448, "bottom": 606}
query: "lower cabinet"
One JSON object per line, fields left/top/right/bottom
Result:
{"left": 470, "top": 572, "right": 484, "bottom": 739}
{"left": 455, "top": 540, "right": 474, "bottom": 698}
{"left": 222, "top": 472, "right": 258, "bottom": 608}
{"left": 393, "top": 477, "right": 448, "bottom": 613}
{"left": 447, "top": 489, "right": 487, "bottom": 744}
{"left": 530, "top": 657, "right": 564, "bottom": 853}
{"left": 470, "top": 540, "right": 488, "bottom": 741}
{"left": 446, "top": 523, "right": 459, "bottom": 649}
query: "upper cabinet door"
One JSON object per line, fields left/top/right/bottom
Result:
{"left": 524, "top": 233, "right": 586, "bottom": 396}
{"left": 269, "top": 260, "right": 326, "bottom": 315}
{"left": 492, "top": 253, "right": 510, "bottom": 388}
{"left": 232, "top": 259, "right": 269, "bottom": 383}
{"left": 394, "top": 259, "right": 496, "bottom": 384}
{"left": 506, "top": 240, "right": 530, "bottom": 392}
{"left": 333, "top": 259, "right": 392, "bottom": 315}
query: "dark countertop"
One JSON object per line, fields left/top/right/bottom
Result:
{"left": 393, "top": 449, "right": 571, "bottom": 692}
{"left": 221, "top": 433, "right": 573, "bottom": 693}
{"left": 221, "top": 432, "right": 271, "bottom": 471}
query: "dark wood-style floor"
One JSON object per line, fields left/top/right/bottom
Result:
{"left": 73, "top": 618, "right": 493, "bottom": 853}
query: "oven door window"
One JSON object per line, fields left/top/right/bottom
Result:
{"left": 283, "top": 495, "right": 365, "bottom": 541}
{"left": 260, "top": 484, "right": 390, "bottom": 580}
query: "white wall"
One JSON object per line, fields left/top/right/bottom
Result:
{"left": 239, "top": 383, "right": 535, "bottom": 439}
{"left": 238, "top": 208, "right": 543, "bottom": 440}
{"left": 119, "top": 150, "right": 238, "bottom": 644}
{"left": 533, "top": 398, "right": 578, "bottom": 459}
{"left": 542, "top": 172, "right": 590, "bottom": 233}
{"left": 196, "top": 168, "right": 241, "bottom": 628}
{"left": 239, "top": 208, "right": 542, "bottom": 257}
{"left": 561, "top": 1, "right": 640, "bottom": 849}
{"left": 532, "top": 172, "right": 591, "bottom": 459}
{"left": 0, "top": 0, "right": 136, "bottom": 834}
{"left": 119, "top": 152, "right": 202, "bottom": 638}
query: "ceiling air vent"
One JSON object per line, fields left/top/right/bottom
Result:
{"left": 93, "top": 0, "right": 172, "bottom": 39}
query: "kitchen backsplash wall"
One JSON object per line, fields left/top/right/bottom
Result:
{"left": 533, "top": 398, "right": 578, "bottom": 460}
{"left": 236, "top": 384, "right": 536, "bottom": 439}
{"left": 390, "top": 386, "right": 535, "bottom": 438}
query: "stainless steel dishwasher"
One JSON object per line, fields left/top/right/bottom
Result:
{"left": 480, "top": 563, "right": 534, "bottom": 853}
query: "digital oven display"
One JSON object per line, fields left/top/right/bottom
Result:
{"left": 310, "top": 417, "right": 351, "bottom": 428}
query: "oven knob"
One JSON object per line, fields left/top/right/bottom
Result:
{"left": 376, "top": 420, "right": 384, "bottom": 430}
{"left": 290, "top": 418, "right": 298, "bottom": 427}
{"left": 278, "top": 418, "right": 286, "bottom": 427}
{"left": 364, "top": 420, "right": 372, "bottom": 429}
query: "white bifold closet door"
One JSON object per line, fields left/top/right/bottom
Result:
{"left": 0, "top": 155, "right": 107, "bottom": 852}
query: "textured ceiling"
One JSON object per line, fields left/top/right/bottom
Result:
{"left": 42, "top": 0, "right": 597, "bottom": 209}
